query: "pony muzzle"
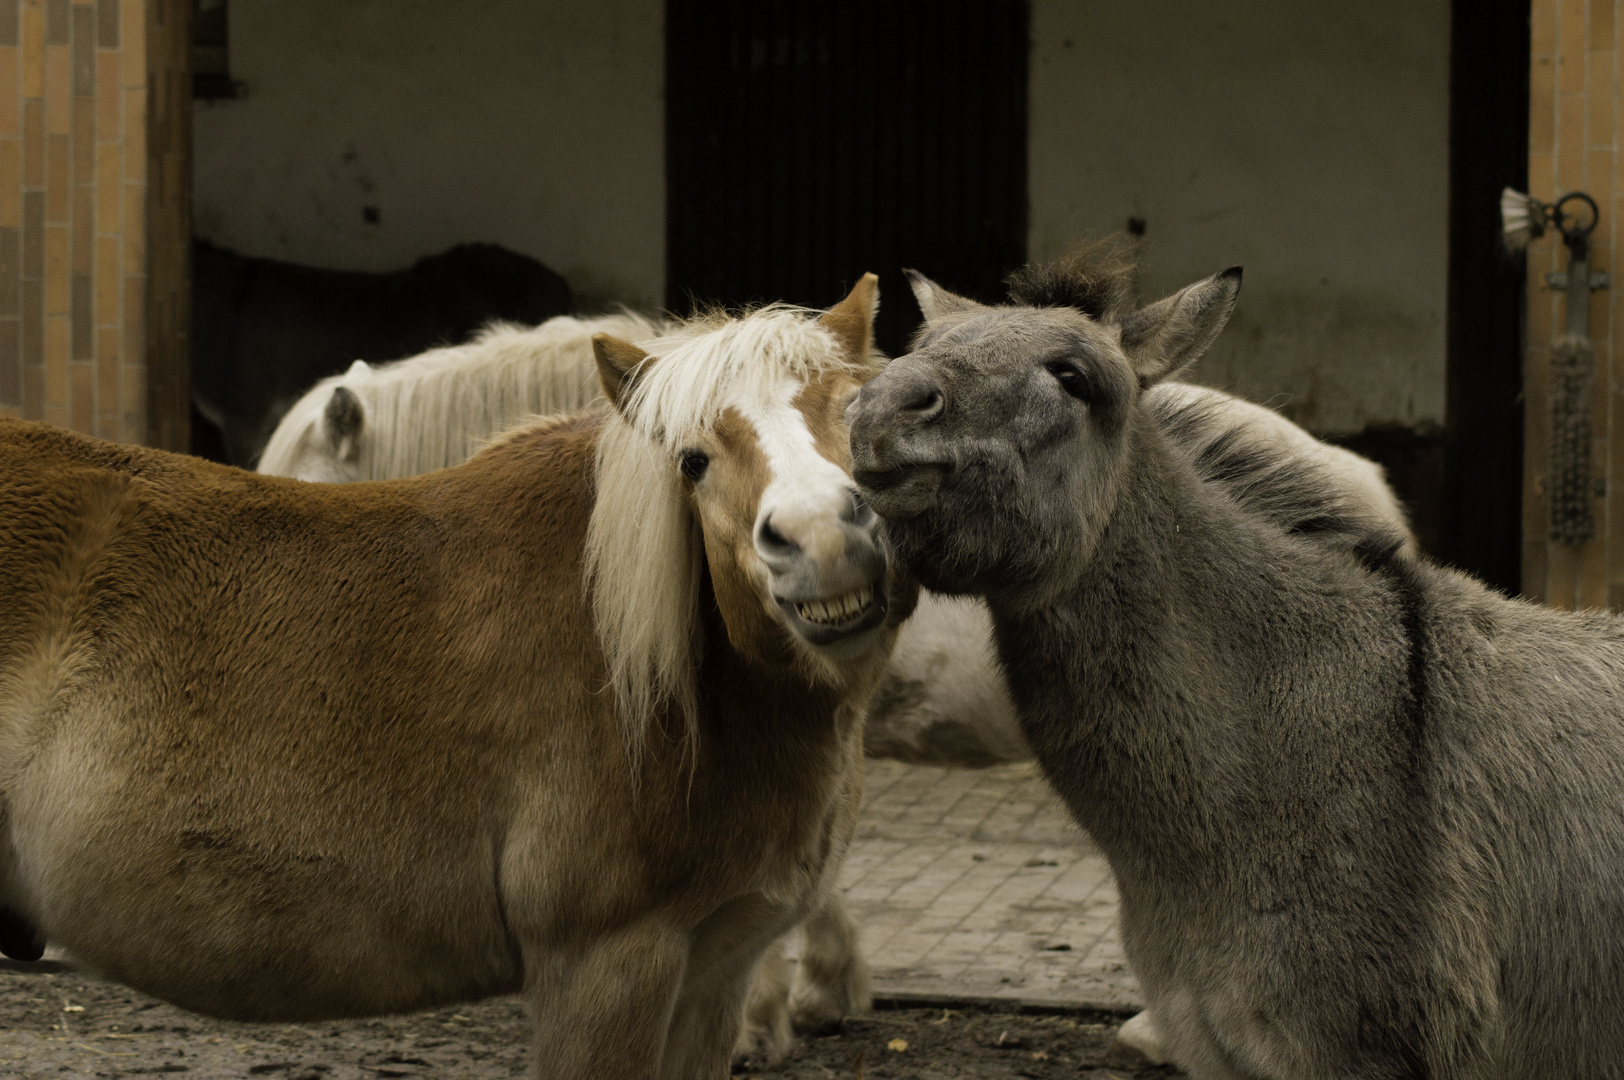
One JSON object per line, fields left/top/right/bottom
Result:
{"left": 758, "top": 514, "right": 891, "bottom": 645}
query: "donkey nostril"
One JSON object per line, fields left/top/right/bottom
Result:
{"left": 757, "top": 516, "right": 800, "bottom": 555}
{"left": 904, "top": 387, "right": 944, "bottom": 420}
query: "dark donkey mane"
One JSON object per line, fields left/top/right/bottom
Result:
{"left": 1005, "top": 241, "right": 1138, "bottom": 321}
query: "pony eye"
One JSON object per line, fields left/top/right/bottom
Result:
{"left": 1045, "top": 361, "right": 1091, "bottom": 403}
{"left": 678, "top": 450, "right": 710, "bottom": 482}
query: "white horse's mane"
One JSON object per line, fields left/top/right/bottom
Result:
{"left": 257, "top": 311, "right": 662, "bottom": 479}
{"left": 585, "top": 305, "right": 864, "bottom": 752}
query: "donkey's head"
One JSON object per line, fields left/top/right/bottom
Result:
{"left": 848, "top": 257, "right": 1241, "bottom": 604}
{"left": 587, "top": 277, "right": 914, "bottom": 735}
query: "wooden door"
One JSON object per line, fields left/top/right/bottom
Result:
{"left": 1442, "top": 0, "right": 1528, "bottom": 596}
{"left": 665, "top": 0, "right": 1029, "bottom": 356}
{"left": 1519, "top": 0, "right": 1623, "bottom": 608}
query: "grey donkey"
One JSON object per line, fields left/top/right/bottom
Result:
{"left": 847, "top": 253, "right": 1624, "bottom": 1080}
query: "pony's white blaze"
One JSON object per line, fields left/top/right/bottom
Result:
{"left": 738, "top": 377, "right": 855, "bottom": 578}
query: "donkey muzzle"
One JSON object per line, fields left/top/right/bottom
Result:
{"left": 849, "top": 367, "right": 952, "bottom": 521}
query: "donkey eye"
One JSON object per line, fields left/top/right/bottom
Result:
{"left": 1045, "top": 361, "right": 1092, "bottom": 403}
{"left": 678, "top": 450, "right": 710, "bottom": 482}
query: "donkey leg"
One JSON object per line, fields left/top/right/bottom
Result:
{"left": 526, "top": 918, "right": 687, "bottom": 1080}
{"left": 790, "top": 892, "right": 870, "bottom": 1033}
{"left": 731, "top": 937, "right": 793, "bottom": 1066}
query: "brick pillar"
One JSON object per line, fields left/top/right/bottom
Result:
{"left": 0, "top": 0, "right": 188, "bottom": 450}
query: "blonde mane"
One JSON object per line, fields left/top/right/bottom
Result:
{"left": 584, "top": 305, "right": 864, "bottom": 751}
{"left": 258, "top": 312, "right": 662, "bottom": 479}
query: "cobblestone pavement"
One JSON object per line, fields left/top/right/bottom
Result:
{"left": 838, "top": 760, "right": 1141, "bottom": 1010}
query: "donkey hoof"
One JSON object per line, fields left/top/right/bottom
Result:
{"left": 0, "top": 906, "right": 45, "bottom": 962}
{"left": 1108, "top": 1010, "right": 1167, "bottom": 1068}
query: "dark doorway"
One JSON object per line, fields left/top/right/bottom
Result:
{"left": 665, "top": 0, "right": 1029, "bottom": 356}
{"left": 1442, "top": 0, "right": 1530, "bottom": 594}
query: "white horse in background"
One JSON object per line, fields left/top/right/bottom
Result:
{"left": 257, "top": 312, "right": 662, "bottom": 481}
{"left": 257, "top": 307, "right": 1419, "bottom": 1067}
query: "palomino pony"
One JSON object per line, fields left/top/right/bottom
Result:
{"left": 0, "top": 278, "right": 909, "bottom": 1079}
{"left": 257, "top": 273, "right": 1423, "bottom": 1066}
{"left": 850, "top": 254, "right": 1624, "bottom": 1079}
{"left": 255, "top": 305, "right": 873, "bottom": 1061}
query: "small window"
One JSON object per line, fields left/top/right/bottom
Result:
{"left": 193, "top": 0, "right": 238, "bottom": 100}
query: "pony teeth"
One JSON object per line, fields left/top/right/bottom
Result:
{"left": 797, "top": 585, "right": 875, "bottom": 625}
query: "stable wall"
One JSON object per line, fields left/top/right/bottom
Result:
{"left": 194, "top": 0, "right": 1449, "bottom": 435}
{"left": 1029, "top": 0, "right": 1451, "bottom": 437}
{"left": 191, "top": 0, "right": 664, "bottom": 309}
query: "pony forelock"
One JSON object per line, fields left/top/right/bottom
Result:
{"left": 585, "top": 304, "right": 864, "bottom": 754}
{"left": 618, "top": 304, "right": 861, "bottom": 449}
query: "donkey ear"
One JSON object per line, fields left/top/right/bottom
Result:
{"left": 1117, "top": 266, "right": 1242, "bottom": 387}
{"left": 323, "top": 385, "right": 364, "bottom": 462}
{"left": 904, "top": 268, "right": 987, "bottom": 322}
{"left": 819, "top": 273, "right": 881, "bottom": 367}
{"left": 592, "top": 333, "right": 653, "bottom": 411}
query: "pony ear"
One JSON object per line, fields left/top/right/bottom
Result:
{"left": 323, "top": 385, "right": 364, "bottom": 462}
{"left": 904, "top": 268, "right": 987, "bottom": 322}
{"left": 1116, "top": 266, "right": 1242, "bottom": 387}
{"left": 592, "top": 333, "right": 654, "bottom": 411}
{"left": 819, "top": 273, "right": 880, "bottom": 368}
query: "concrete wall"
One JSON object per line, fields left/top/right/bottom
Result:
{"left": 1030, "top": 0, "right": 1451, "bottom": 436}
{"left": 191, "top": 0, "right": 665, "bottom": 309}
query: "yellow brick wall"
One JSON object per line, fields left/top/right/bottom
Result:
{"left": 0, "top": 0, "right": 147, "bottom": 442}
{"left": 1524, "top": 0, "right": 1624, "bottom": 608}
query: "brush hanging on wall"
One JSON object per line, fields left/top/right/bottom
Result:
{"left": 1502, "top": 188, "right": 1608, "bottom": 544}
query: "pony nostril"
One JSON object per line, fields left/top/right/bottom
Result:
{"left": 756, "top": 516, "right": 800, "bottom": 555}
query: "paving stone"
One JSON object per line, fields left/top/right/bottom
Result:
{"left": 837, "top": 759, "right": 1142, "bottom": 1010}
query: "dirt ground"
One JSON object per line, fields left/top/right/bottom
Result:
{"left": 0, "top": 960, "right": 1184, "bottom": 1079}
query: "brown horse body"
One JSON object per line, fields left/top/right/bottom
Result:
{"left": 0, "top": 281, "right": 898, "bottom": 1077}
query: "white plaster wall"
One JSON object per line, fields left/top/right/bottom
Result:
{"left": 192, "top": 0, "right": 665, "bottom": 309}
{"left": 1030, "top": 1, "right": 1451, "bottom": 435}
